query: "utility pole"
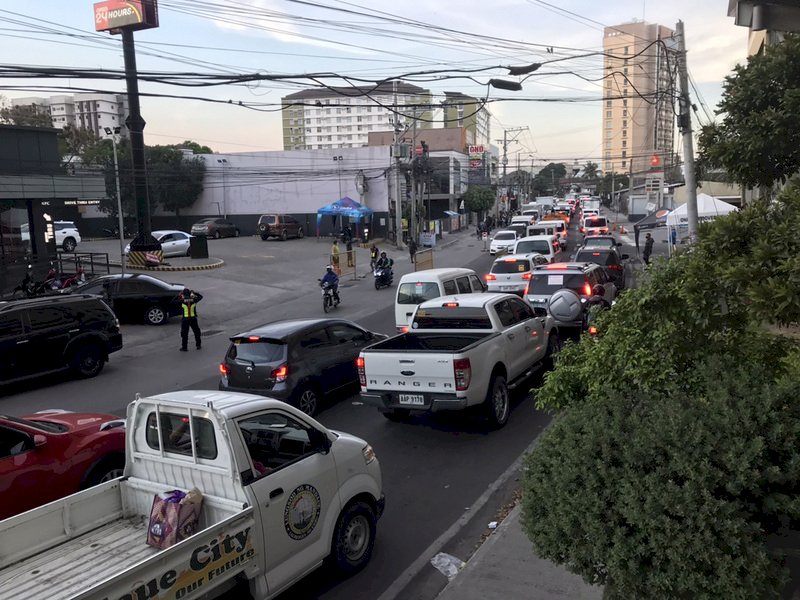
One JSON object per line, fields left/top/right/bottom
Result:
{"left": 676, "top": 20, "right": 699, "bottom": 243}
{"left": 392, "top": 80, "right": 405, "bottom": 250}
{"left": 495, "top": 126, "right": 527, "bottom": 214}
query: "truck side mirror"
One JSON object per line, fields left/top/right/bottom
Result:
{"left": 309, "top": 428, "right": 332, "bottom": 454}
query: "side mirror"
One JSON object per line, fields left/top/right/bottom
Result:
{"left": 309, "top": 428, "right": 332, "bottom": 454}
{"left": 531, "top": 306, "right": 548, "bottom": 318}
{"left": 33, "top": 434, "right": 47, "bottom": 447}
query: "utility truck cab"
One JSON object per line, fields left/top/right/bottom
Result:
{"left": 0, "top": 391, "right": 384, "bottom": 600}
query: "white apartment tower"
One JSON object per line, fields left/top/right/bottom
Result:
{"left": 11, "top": 93, "right": 129, "bottom": 139}
{"left": 602, "top": 21, "right": 677, "bottom": 178}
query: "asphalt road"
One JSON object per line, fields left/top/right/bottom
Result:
{"left": 1, "top": 212, "right": 640, "bottom": 600}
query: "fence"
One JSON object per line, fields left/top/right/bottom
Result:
{"left": 53, "top": 252, "right": 111, "bottom": 277}
{"left": 414, "top": 248, "right": 434, "bottom": 271}
{"left": 328, "top": 250, "right": 358, "bottom": 280}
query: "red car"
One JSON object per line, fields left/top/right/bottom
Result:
{"left": 0, "top": 410, "right": 126, "bottom": 520}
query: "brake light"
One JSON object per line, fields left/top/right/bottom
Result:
{"left": 399, "top": 326, "right": 409, "bottom": 333}
{"left": 588, "top": 325, "right": 599, "bottom": 336}
{"left": 271, "top": 363, "right": 288, "bottom": 382}
{"left": 248, "top": 335, "right": 260, "bottom": 341}
{"left": 608, "top": 264, "right": 623, "bottom": 270}
{"left": 583, "top": 283, "right": 592, "bottom": 296}
{"left": 592, "top": 252, "right": 601, "bottom": 256}
{"left": 443, "top": 302, "right": 460, "bottom": 307}
{"left": 356, "top": 356, "right": 366, "bottom": 386}
{"left": 579, "top": 227, "right": 585, "bottom": 233}
{"left": 522, "top": 272, "right": 532, "bottom": 280}
{"left": 485, "top": 273, "right": 496, "bottom": 281}
{"left": 219, "top": 363, "right": 230, "bottom": 377}
{"left": 453, "top": 358, "right": 471, "bottom": 391}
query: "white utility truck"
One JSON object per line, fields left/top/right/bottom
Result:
{"left": 0, "top": 391, "right": 384, "bottom": 600}
{"left": 358, "top": 293, "right": 558, "bottom": 428}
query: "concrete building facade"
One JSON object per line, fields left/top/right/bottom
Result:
{"left": 11, "top": 94, "right": 129, "bottom": 139}
{"left": 728, "top": 0, "right": 800, "bottom": 54}
{"left": 601, "top": 21, "right": 677, "bottom": 178}
{"left": 442, "top": 92, "right": 491, "bottom": 147}
{"left": 281, "top": 83, "right": 432, "bottom": 150}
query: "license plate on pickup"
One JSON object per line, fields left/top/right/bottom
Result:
{"left": 398, "top": 394, "right": 425, "bottom": 405}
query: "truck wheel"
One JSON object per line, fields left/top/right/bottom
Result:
{"left": 331, "top": 501, "right": 376, "bottom": 574}
{"left": 382, "top": 409, "right": 411, "bottom": 422}
{"left": 484, "top": 375, "right": 509, "bottom": 429}
{"left": 70, "top": 343, "right": 106, "bottom": 378}
{"left": 83, "top": 454, "right": 125, "bottom": 488}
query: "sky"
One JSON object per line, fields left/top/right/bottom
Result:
{"left": 0, "top": 1, "right": 748, "bottom": 166}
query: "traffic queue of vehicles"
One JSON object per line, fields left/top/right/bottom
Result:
{"left": 0, "top": 198, "right": 626, "bottom": 599}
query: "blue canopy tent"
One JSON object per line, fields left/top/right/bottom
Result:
{"left": 316, "top": 197, "right": 373, "bottom": 238}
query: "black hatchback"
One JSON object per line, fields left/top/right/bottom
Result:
{"left": 68, "top": 274, "right": 185, "bottom": 325}
{"left": 218, "top": 318, "right": 387, "bottom": 416}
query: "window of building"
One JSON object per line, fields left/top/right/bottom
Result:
{"left": 346, "top": 107, "right": 351, "bottom": 113}
{"left": 605, "top": 110, "right": 612, "bottom": 118}
{"left": 622, "top": 140, "right": 627, "bottom": 148}
{"left": 623, "top": 120, "right": 627, "bottom": 128}
{"left": 623, "top": 67, "right": 628, "bottom": 75}
{"left": 357, "top": 116, "right": 363, "bottom": 122}
{"left": 624, "top": 46, "right": 629, "bottom": 55}
{"left": 623, "top": 110, "right": 628, "bottom": 117}
{"left": 621, "top": 150, "right": 627, "bottom": 158}
{"left": 606, "top": 100, "right": 612, "bottom": 107}
{"left": 324, "top": 99, "right": 330, "bottom": 105}
{"left": 366, "top": 106, "right": 372, "bottom": 112}
{"left": 623, "top": 99, "right": 628, "bottom": 107}
{"left": 622, "top": 129, "right": 627, "bottom": 137}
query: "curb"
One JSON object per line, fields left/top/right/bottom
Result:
{"left": 109, "top": 259, "right": 226, "bottom": 272}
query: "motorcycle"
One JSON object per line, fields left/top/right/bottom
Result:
{"left": 12, "top": 263, "right": 58, "bottom": 298}
{"left": 320, "top": 280, "right": 340, "bottom": 313}
{"left": 373, "top": 266, "right": 394, "bottom": 290}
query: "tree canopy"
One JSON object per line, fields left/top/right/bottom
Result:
{"left": 463, "top": 185, "right": 495, "bottom": 214}
{"left": 698, "top": 34, "right": 800, "bottom": 192}
{"left": 0, "top": 101, "right": 53, "bottom": 128}
{"left": 522, "top": 184, "right": 800, "bottom": 598}
{"left": 532, "top": 162, "right": 567, "bottom": 195}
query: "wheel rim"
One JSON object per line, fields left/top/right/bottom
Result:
{"left": 99, "top": 468, "right": 124, "bottom": 482}
{"left": 493, "top": 384, "right": 509, "bottom": 422}
{"left": 323, "top": 298, "right": 330, "bottom": 313}
{"left": 342, "top": 514, "right": 370, "bottom": 561}
{"left": 299, "top": 389, "right": 317, "bottom": 415}
{"left": 298, "top": 228, "right": 304, "bottom": 238}
{"left": 147, "top": 307, "right": 165, "bottom": 324}
{"left": 80, "top": 348, "right": 101, "bottom": 373}
{"left": 214, "top": 231, "right": 220, "bottom": 239}
{"left": 64, "top": 239, "right": 76, "bottom": 251}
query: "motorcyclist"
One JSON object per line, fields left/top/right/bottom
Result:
{"left": 320, "top": 265, "right": 340, "bottom": 302}
{"left": 375, "top": 251, "right": 393, "bottom": 272}
{"left": 585, "top": 284, "right": 611, "bottom": 310}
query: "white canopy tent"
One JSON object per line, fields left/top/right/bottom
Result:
{"left": 666, "top": 194, "right": 738, "bottom": 255}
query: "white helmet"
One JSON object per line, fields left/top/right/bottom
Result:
{"left": 326, "top": 265, "right": 333, "bottom": 271}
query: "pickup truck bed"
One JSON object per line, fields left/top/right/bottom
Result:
{"left": 366, "top": 332, "right": 492, "bottom": 352}
{"left": 0, "top": 476, "right": 248, "bottom": 600}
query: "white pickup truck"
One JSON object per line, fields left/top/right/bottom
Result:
{"left": 357, "top": 293, "right": 558, "bottom": 428}
{"left": 0, "top": 390, "right": 384, "bottom": 600}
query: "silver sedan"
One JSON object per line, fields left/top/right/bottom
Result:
{"left": 125, "top": 230, "right": 193, "bottom": 258}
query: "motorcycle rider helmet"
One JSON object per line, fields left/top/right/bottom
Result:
{"left": 591, "top": 284, "right": 605, "bottom": 297}
{"left": 380, "top": 252, "right": 387, "bottom": 258}
{"left": 326, "top": 265, "right": 333, "bottom": 271}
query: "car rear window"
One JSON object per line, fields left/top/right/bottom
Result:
{"left": 229, "top": 338, "right": 286, "bottom": 363}
{"left": 583, "top": 237, "right": 615, "bottom": 248}
{"left": 527, "top": 273, "right": 590, "bottom": 295}
{"left": 492, "top": 259, "right": 531, "bottom": 274}
{"left": 494, "top": 232, "right": 516, "bottom": 240}
{"left": 398, "top": 282, "right": 440, "bottom": 305}
{"left": 574, "top": 250, "right": 618, "bottom": 266}
{"left": 412, "top": 307, "right": 492, "bottom": 329}
{"left": 259, "top": 216, "right": 277, "bottom": 224}
{"left": 515, "top": 240, "right": 551, "bottom": 255}
{"left": 585, "top": 217, "right": 608, "bottom": 227}
{"left": 146, "top": 412, "right": 217, "bottom": 459}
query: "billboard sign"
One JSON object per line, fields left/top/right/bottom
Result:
{"left": 94, "top": 0, "right": 159, "bottom": 33}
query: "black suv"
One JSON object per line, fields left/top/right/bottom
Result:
{"left": 0, "top": 295, "right": 123, "bottom": 385}
{"left": 572, "top": 247, "right": 629, "bottom": 290}
{"left": 218, "top": 318, "right": 386, "bottom": 416}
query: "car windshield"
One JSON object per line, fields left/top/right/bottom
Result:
{"left": 412, "top": 307, "right": 492, "bottom": 329}
{"left": 492, "top": 259, "right": 531, "bottom": 274}
{"left": 575, "top": 250, "right": 618, "bottom": 266}
{"left": 229, "top": 338, "right": 286, "bottom": 363}
{"left": 515, "top": 240, "right": 551, "bottom": 255}
{"left": 398, "top": 282, "right": 440, "bottom": 305}
{"left": 494, "top": 232, "right": 516, "bottom": 241}
{"left": 528, "top": 273, "right": 589, "bottom": 295}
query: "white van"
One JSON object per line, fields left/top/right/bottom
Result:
{"left": 526, "top": 223, "right": 557, "bottom": 239}
{"left": 394, "top": 268, "right": 485, "bottom": 331}
{"left": 510, "top": 214, "right": 536, "bottom": 227}
{"left": 513, "top": 235, "right": 560, "bottom": 263}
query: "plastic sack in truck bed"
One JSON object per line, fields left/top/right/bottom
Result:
{"left": 146, "top": 488, "right": 204, "bottom": 549}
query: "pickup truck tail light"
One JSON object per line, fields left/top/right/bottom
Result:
{"left": 356, "top": 356, "right": 366, "bottom": 386}
{"left": 453, "top": 358, "right": 471, "bottom": 391}
{"left": 583, "top": 283, "right": 592, "bottom": 296}
{"left": 271, "top": 363, "right": 288, "bottom": 383}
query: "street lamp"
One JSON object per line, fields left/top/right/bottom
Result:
{"left": 104, "top": 126, "right": 126, "bottom": 274}
{"left": 216, "top": 158, "right": 228, "bottom": 218}
{"left": 333, "top": 155, "right": 344, "bottom": 200}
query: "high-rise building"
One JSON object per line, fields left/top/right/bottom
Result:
{"left": 281, "top": 83, "right": 432, "bottom": 150}
{"left": 10, "top": 93, "right": 128, "bottom": 139}
{"left": 601, "top": 21, "right": 677, "bottom": 177}
{"left": 442, "top": 91, "right": 491, "bottom": 147}
{"left": 728, "top": 0, "right": 800, "bottom": 55}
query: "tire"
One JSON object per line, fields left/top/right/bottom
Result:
{"left": 83, "top": 455, "right": 125, "bottom": 488}
{"left": 330, "top": 501, "right": 376, "bottom": 574}
{"left": 484, "top": 375, "right": 510, "bottom": 429}
{"left": 214, "top": 231, "right": 221, "bottom": 239}
{"left": 186, "top": 247, "right": 191, "bottom": 257}
{"left": 374, "top": 279, "right": 381, "bottom": 290}
{"left": 234, "top": 229, "right": 240, "bottom": 238}
{"left": 260, "top": 233, "right": 269, "bottom": 241}
{"left": 63, "top": 237, "right": 77, "bottom": 252}
{"left": 70, "top": 343, "right": 105, "bottom": 378}
{"left": 382, "top": 409, "right": 411, "bottom": 422}
{"left": 280, "top": 230, "right": 288, "bottom": 241}
{"left": 297, "top": 228, "right": 305, "bottom": 239}
{"left": 323, "top": 295, "right": 331, "bottom": 314}
{"left": 294, "top": 386, "right": 319, "bottom": 417}
{"left": 145, "top": 305, "right": 168, "bottom": 325}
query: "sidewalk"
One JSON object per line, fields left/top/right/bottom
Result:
{"left": 436, "top": 504, "right": 603, "bottom": 600}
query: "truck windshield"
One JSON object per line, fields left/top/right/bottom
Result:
{"left": 412, "top": 307, "right": 492, "bottom": 329}
{"left": 398, "top": 282, "right": 440, "bottom": 305}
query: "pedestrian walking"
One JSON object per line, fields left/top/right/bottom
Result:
{"left": 178, "top": 288, "right": 203, "bottom": 351}
{"left": 408, "top": 237, "right": 418, "bottom": 263}
{"left": 643, "top": 232, "right": 654, "bottom": 265}
{"left": 330, "top": 239, "right": 341, "bottom": 274}
{"left": 369, "top": 244, "right": 379, "bottom": 271}
{"left": 346, "top": 238, "right": 354, "bottom": 268}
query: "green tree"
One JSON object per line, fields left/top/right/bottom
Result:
{"left": 463, "top": 185, "right": 495, "bottom": 215}
{"left": 582, "top": 161, "right": 598, "bottom": 179}
{"left": 169, "top": 140, "right": 213, "bottom": 154}
{"left": 533, "top": 162, "right": 567, "bottom": 194}
{"left": 698, "top": 34, "right": 800, "bottom": 194}
{"left": 58, "top": 125, "right": 100, "bottom": 165}
{"left": 521, "top": 184, "right": 800, "bottom": 598}
{"left": 595, "top": 172, "right": 629, "bottom": 202}
{"left": 146, "top": 146, "right": 206, "bottom": 224}
{"left": 0, "top": 102, "right": 53, "bottom": 128}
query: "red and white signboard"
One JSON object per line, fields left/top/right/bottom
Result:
{"left": 468, "top": 145, "right": 485, "bottom": 158}
{"left": 94, "top": 0, "right": 159, "bottom": 33}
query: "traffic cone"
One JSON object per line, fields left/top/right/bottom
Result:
{"left": 619, "top": 226, "right": 626, "bottom": 234}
